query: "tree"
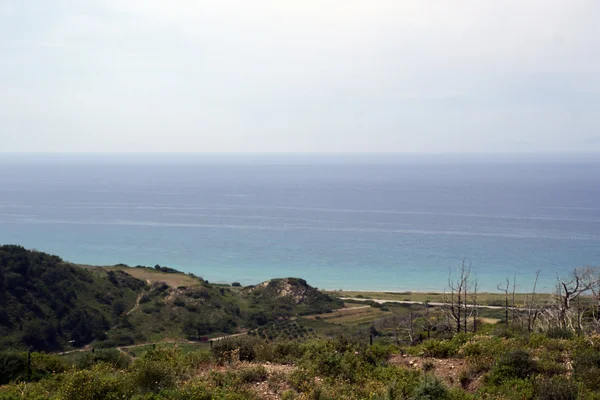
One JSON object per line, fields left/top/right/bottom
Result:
{"left": 472, "top": 277, "right": 479, "bottom": 333}
{"left": 445, "top": 261, "right": 471, "bottom": 334}
{"left": 525, "top": 270, "right": 540, "bottom": 333}
{"left": 498, "top": 279, "right": 510, "bottom": 326}
{"left": 555, "top": 268, "right": 591, "bottom": 331}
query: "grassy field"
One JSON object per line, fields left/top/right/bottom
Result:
{"left": 105, "top": 266, "right": 203, "bottom": 287}
{"left": 126, "top": 341, "right": 211, "bottom": 357}
{"left": 305, "top": 304, "right": 392, "bottom": 326}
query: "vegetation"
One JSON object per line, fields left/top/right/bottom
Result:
{"left": 0, "top": 246, "right": 342, "bottom": 352}
{"left": 4, "top": 246, "right": 600, "bottom": 398}
{"left": 0, "top": 245, "right": 143, "bottom": 351}
{"left": 3, "top": 331, "right": 600, "bottom": 399}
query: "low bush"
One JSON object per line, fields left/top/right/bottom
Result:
{"left": 132, "top": 359, "right": 177, "bottom": 393}
{"left": 546, "top": 327, "right": 575, "bottom": 340}
{"left": 411, "top": 374, "right": 450, "bottom": 400}
{"left": 184, "top": 350, "right": 213, "bottom": 369}
{"left": 58, "top": 365, "right": 135, "bottom": 400}
{"left": 30, "top": 352, "right": 69, "bottom": 379}
{"left": 74, "top": 348, "right": 131, "bottom": 370}
{"left": 535, "top": 376, "right": 579, "bottom": 400}
{"left": 212, "top": 336, "right": 260, "bottom": 363}
{"left": 0, "top": 351, "right": 27, "bottom": 384}
{"left": 420, "top": 340, "right": 453, "bottom": 358}
{"left": 480, "top": 377, "right": 535, "bottom": 400}
{"left": 236, "top": 365, "right": 268, "bottom": 384}
{"left": 572, "top": 347, "right": 600, "bottom": 390}
{"left": 487, "top": 349, "right": 537, "bottom": 385}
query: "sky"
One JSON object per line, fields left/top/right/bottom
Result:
{"left": 1, "top": 0, "right": 599, "bottom": 153}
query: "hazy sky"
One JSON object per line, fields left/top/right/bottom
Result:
{"left": 1, "top": 0, "right": 599, "bottom": 153}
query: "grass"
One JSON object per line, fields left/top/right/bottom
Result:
{"left": 305, "top": 305, "right": 392, "bottom": 325}
{"left": 105, "top": 266, "right": 202, "bottom": 287}
{"left": 126, "top": 342, "right": 211, "bottom": 357}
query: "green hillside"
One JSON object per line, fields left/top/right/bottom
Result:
{"left": 0, "top": 245, "right": 144, "bottom": 351}
{"left": 0, "top": 246, "right": 343, "bottom": 352}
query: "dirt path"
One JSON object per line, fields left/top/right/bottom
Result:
{"left": 126, "top": 290, "right": 145, "bottom": 316}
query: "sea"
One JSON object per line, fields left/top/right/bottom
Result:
{"left": 0, "top": 153, "right": 599, "bottom": 293}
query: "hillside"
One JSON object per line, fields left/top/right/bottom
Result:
{"left": 0, "top": 245, "right": 144, "bottom": 351}
{"left": 0, "top": 246, "right": 343, "bottom": 352}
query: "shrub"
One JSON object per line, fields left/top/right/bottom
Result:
{"left": 231, "top": 282, "right": 241, "bottom": 287}
{"left": 537, "top": 357, "right": 566, "bottom": 377}
{"left": 30, "top": 352, "right": 68, "bottom": 379}
{"left": 572, "top": 347, "right": 600, "bottom": 390}
{"left": 535, "top": 376, "right": 579, "bottom": 400}
{"left": 74, "top": 348, "right": 131, "bottom": 370}
{"left": 420, "top": 340, "right": 453, "bottom": 358}
{"left": 488, "top": 349, "right": 536, "bottom": 385}
{"left": 281, "top": 389, "right": 297, "bottom": 400}
{"left": 481, "top": 377, "right": 535, "bottom": 400}
{"left": 411, "top": 374, "right": 450, "bottom": 400}
{"left": 374, "top": 367, "right": 422, "bottom": 399}
{"left": 546, "top": 327, "right": 575, "bottom": 340}
{"left": 0, "top": 351, "right": 27, "bottom": 384}
{"left": 212, "top": 336, "right": 259, "bottom": 363}
{"left": 236, "top": 366, "right": 268, "bottom": 384}
{"left": 132, "top": 359, "right": 176, "bottom": 393}
{"left": 184, "top": 350, "right": 214, "bottom": 369}
{"left": 58, "top": 365, "right": 135, "bottom": 400}
{"left": 272, "top": 341, "right": 305, "bottom": 363}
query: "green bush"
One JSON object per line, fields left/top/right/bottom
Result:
{"left": 299, "top": 340, "right": 374, "bottom": 383}
{"left": 488, "top": 349, "right": 537, "bottom": 385}
{"left": 236, "top": 365, "right": 268, "bottom": 384}
{"left": 420, "top": 340, "right": 453, "bottom": 358}
{"left": 58, "top": 365, "right": 135, "bottom": 400}
{"left": 535, "top": 376, "right": 579, "bottom": 400}
{"left": 184, "top": 350, "right": 213, "bottom": 369}
{"left": 0, "top": 351, "right": 28, "bottom": 384}
{"left": 212, "top": 336, "right": 259, "bottom": 363}
{"left": 546, "top": 327, "right": 575, "bottom": 340}
{"left": 30, "top": 352, "right": 69, "bottom": 379}
{"left": 132, "top": 359, "right": 177, "bottom": 393}
{"left": 411, "top": 374, "right": 450, "bottom": 400}
{"left": 0, "top": 380, "right": 51, "bottom": 400}
{"left": 572, "top": 347, "right": 600, "bottom": 390}
{"left": 480, "top": 377, "right": 535, "bottom": 400}
{"left": 74, "top": 348, "right": 131, "bottom": 370}
{"left": 537, "top": 357, "right": 567, "bottom": 377}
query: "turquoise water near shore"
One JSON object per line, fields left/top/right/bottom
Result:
{"left": 1, "top": 153, "right": 599, "bottom": 292}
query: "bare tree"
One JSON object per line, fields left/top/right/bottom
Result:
{"left": 526, "top": 270, "right": 540, "bottom": 333}
{"left": 472, "top": 277, "right": 479, "bottom": 333}
{"left": 555, "top": 268, "right": 591, "bottom": 330}
{"left": 580, "top": 267, "right": 600, "bottom": 333}
{"left": 446, "top": 261, "right": 471, "bottom": 334}
{"left": 498, "top": 278, "right": 510, "bottom": 326}
{"left": 512, "top": 274, "right": 517, "bottom": 326}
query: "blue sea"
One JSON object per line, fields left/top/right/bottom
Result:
{"left": 0, "top": 153, "right": 599, "bottom": 292}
